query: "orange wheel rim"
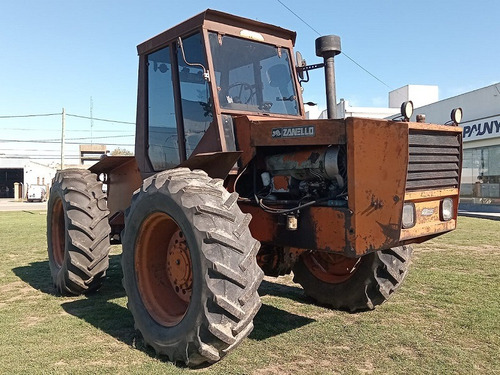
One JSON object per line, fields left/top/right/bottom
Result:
{"left": 51, "top": 198, "right": 65, "bottom": 267}
{"left": 302, "top": 252, "right": 360, "bottom": 284}
{"left": 135, "top": 212, "right": 192, "bottom": 326}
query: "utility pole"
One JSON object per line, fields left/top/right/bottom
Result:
{"left": 90, "top": 96, "right": 94, "bottom": 145}
{"left": 61, "top": 108, "right": 66, "bottom": 170}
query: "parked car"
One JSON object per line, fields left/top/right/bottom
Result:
{"left": 27, "top": 185, "right": 47, "bottom": 202}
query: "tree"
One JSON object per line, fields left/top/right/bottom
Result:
{"left": 110, "top": 147, "right": 133, "bottom": 156}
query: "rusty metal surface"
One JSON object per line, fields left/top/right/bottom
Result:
{"left": 406, "top": 128, "right": 461, "bottom": 191}
{"left": 346, "top": 118, "right": 408, "bottom": 255}
{"left": 240, "top": 118, "right": 463, "bottom": 257}
{"left": 137, "top": 9, "right": 297, "bottom": 55}
{"left": 400, "top": 189, "right": 459, "bottom": 241}
{"left": 179, "top": 151, "right": 242, "bottom": 179}
{"left": 249, "top": 118, "right": 346, "bottom": 147}
{"left": 404, "top": 187, "right": 459, "bottom": 200}
{"left": 233, "top": 116, "right": 346, "bottom": 168}
{"left": 89, "top": 155, "right": 136, "bottom": 174}
{"left": 90, "top": 156, "right": 142, "bottom": 219}
{"left": 240, "top": 203, "right": 352, "bottom": 254}
{"left": 399, "top": 123, "right": 463, "bottom": 241}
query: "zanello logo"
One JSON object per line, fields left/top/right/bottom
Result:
{"left": 271, "top": 125, "right": 315, "bottom": 138}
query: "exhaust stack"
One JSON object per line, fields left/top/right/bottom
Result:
{"left": 315, "top": 35, "right": 341, "bottom": 119}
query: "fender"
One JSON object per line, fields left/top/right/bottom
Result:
{"left": 89, "top": 156, "right": 142, "bottom": 239}
{"left": 179, "top": 151, "right": 242, "bottom": 179}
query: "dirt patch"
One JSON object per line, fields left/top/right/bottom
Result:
{"left": 23, "top": 315, "right": 46, "bottom": 328}
{"left": 357, "top": 359, "right": 374, "bottom": 373}
{"left": 253, "top": 356, "right": 339, "bottom": 375}
{"left": 0, "top": 280, "right": 36, "bottom": 296}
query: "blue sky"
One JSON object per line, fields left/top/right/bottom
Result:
{"left": 1, "top": 0, "right": 499, "bottom": 162}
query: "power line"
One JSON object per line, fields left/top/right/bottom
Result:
{"left": 0, "top": 134, "right": 133, "bottom": 143}
{"left": 276, "top": 0, "right": 393, "bottom": 90}
{"left": 0, "top": 113, "right": 60, "bottom": 119}
{"left": 1, "top": 128, "right": 133, "bottom": 133}
{"left": 0, "top": 155, "right": 84, "bottom": 160}
{"left": 66, "top": 113, "right": 135, "bottom": 125}
{"left": 0, "top": 111, "right": 135, "bottom": 125}
{"left": 341, "top": 54, "right": 392, "bottom": 90}
{"left": 276, "top": 0, "right": 322, "bottom": 36}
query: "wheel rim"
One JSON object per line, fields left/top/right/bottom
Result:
{"left": 135, "top": 212, "right": 192, "bottom": 327}
{"left": 51, "top": 198, "right": 65, "bottom": 267}
{"left": 302, "top": 252, "right": 361, "bottom": 284}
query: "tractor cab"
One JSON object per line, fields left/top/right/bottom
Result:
{"left": 135, "top": 9, "right": 304, "bottom": 177}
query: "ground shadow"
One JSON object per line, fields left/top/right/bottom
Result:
{"left": 258, "top": 279, "right": 309, "bottom": 304}
{"left": 249, "top": 303, "right": 315, "bottom": 341}
{"left": 12, "top": 259, "right": 55, "bottom": 295}
{"left": 12, "top": 254, "right": 126, "bottom": 299}
{"left": 13, "top": 253, "right": 315, "bottom": 358}
{"left": 60, "top": 296, "right": 140, "bottom": 348}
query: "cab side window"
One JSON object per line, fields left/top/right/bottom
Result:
{"left": 147, "top": 46, "right": 180, "bottom": 170}
{"left": 177, "top": 33, "right": 213, "bottom": 158}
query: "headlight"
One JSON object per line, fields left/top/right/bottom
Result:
{"left": 451, "top": 108, "right": 463, "bottom": 125}
{"left": 402, "top": 202, "right": 416, "bottom": 229}
{"left": 400, "top": 101, "right": 414, "bottom": 121}
{"left": 441, "top": 198, "right": 454, "bottom": 221}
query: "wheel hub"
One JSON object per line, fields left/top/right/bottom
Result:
{"left": 166, "top": 230, "right": 192, "bottom": 303}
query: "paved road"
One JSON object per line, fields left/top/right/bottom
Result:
{"left": 458, "top": 210, "right": 500, "bottom": 221}
{"left": 0, "top": 198, "right": 47, "bottom": 212}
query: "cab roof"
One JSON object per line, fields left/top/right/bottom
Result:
{"left": 137, "top": 9, "right": 297, "bottom": 55}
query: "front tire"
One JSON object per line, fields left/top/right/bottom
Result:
{"left": 47, "top": 169, "right": 111, "bottom": 295}
{"left": 293, "top": 246, "right": 413, "bottom": 312}
{"left": 121, "top": 168, "right": 263, "bottom": 366}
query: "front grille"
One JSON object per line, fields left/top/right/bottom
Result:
{"left": 406, "top": 130, "right": 461, "bottom": 191}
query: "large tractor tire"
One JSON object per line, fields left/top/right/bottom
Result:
{"left": 47, "top": 169, "right": 111, "bottom": 295}
{"left": 121, "top": 168, "right": 263, "bottom": 367}
{"left": 293, "top": 246, "right": 413, "bottom": 312}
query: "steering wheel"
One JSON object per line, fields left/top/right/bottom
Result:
{"left": 227, "top": 82, "right": 256, "bottom": 104}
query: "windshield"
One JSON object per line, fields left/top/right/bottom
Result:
{"left": 209, "top": 32, "right": 300, "bottom": 116}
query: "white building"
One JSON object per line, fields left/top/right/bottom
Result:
{"left": 0, "top": 158, "right": 57, "bottom": 199}
{"left": 312, "top": 85, "right": 439, "bottom": 120}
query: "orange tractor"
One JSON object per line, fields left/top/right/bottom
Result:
{"left": 47, "top": 9, "right": 463, "bottom": 366}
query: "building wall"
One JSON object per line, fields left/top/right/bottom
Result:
{"left": 311, "top": 99, "right": 399, "bottom": 120}
{"left": 389, "top": 85, "right": 439, "bottom": 109}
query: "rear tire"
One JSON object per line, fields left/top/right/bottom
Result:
{"left": 47, "top": 169, "right": 111, "bottom": 295}
{"left": 121, "top": 168, "right": 263, "bottom": 366}
{"left": 293, "top": 246, "right": 413, "bottom": 312}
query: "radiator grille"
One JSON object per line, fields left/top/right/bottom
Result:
{"left": 406, "top": 130, "right": 461, "bottom": 191}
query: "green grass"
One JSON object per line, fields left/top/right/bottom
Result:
{"left": 0, "top": 211, "right": 499, "bottom": 374}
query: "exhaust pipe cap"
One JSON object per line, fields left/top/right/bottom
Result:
{"left": 315, "top": 35, "right": 341, "bottom": 58}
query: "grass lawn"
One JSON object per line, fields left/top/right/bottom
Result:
{"left": 0, "top": 211, "right": 498, "bottom": 374}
